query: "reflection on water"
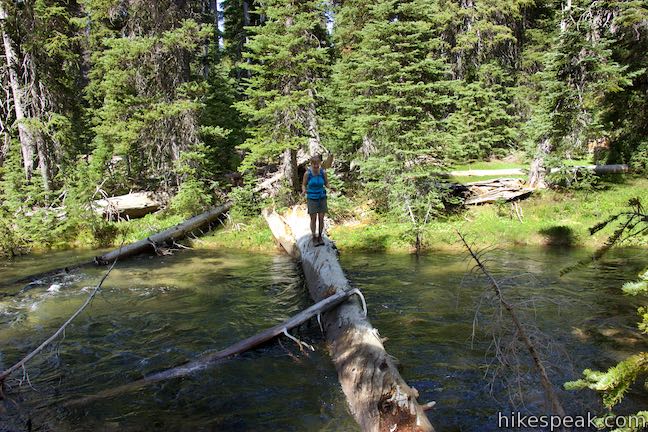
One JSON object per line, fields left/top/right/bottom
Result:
{"left": 0, "top": 246, "right": 647, "bottom": 431}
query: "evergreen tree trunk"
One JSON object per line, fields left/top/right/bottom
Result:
{"left": 0, "top": 93, "right": 8, "bottom": 166}
{"left": 28, "top": 60, "right": 52, "bottom": 191}
{"left": 360, "top": 134, "right": 377, "bottom": 158}
{"left": 1, "top": 4, "right": 36, "bottom": 181}
{"left": 306, "top": 90, "right": 323, "bottom": 156}
{"left": 241, "top": 0, "right": 252, "bottom": 79}
{"left": 528, "top": 137, "right": 552, "bottom": 189}
{"left": 282, "top": 148, "right": 298, "bottom": 192}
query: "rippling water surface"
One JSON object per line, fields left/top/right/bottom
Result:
{"left": 0, "top": 246, "right": 646, "bottom": 431}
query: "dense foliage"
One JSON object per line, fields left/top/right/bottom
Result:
{"left": 0, "top": 0, "right": 647, "bottom": 253}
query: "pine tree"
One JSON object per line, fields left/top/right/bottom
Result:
{"left": 330, "top": 0, "right": 453, "bottom": 165}
{"left": 235, "top": 0, "right": 330, "bottom": 191}
{"left": 599, "top": 0, "right": 648, "bottom": 171}
{"left": 83, "top": 0, "right": 227, "bottom": 192}
{"left": 222, "top": 0, "right": 262, "bottom": 81}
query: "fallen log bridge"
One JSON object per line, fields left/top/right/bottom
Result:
{"left": 2, "top": 202, "right": 232, "bottom": 290}
{"left": 264, "top": 207, "right": 434, "bottom": 432}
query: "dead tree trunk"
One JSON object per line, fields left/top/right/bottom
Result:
{"left": 528, "top": 137, "right": 552, "bottom": 189}
{"left": 95, "top": 201, "right": 231, "bottom": 263}
{"left": 306, "top": 90, "right": 323, "bottom": 156}
{"left": 64, "top": 288, "right": 361, "bottom": 406}
{"left": 281, "top": 148, "right": 299, "bottom": 193}
{"left": 0, "top": 4, "right": 36, "bottom": 181}
{"left": 457, "top": 231, "right": 566, "bottom": 417}
{"left": 265, "top": 207, "right": 434, "bottom": 432}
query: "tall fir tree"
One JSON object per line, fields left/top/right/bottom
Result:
{"left": 329, "top": 0, "right": 453, "bottom": 165}
{"left": 83, "top": 0, "right": 234, "bottom": 194}
{"left": 236, "top": 0, "right": 330, "bottom": 191}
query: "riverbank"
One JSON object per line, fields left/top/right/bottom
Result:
{"left": 6, "top": 176, "right": 644, "bottom": 258}
{"left": 202, "top": 177, "right": 648, "bottom": 253}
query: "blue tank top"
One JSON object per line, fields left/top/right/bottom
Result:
{"left": 306, "top": 168, "right": 326, "bottom": 199}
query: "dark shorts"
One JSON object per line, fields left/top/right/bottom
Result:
{"left": 307, "top": 197, "right": 327, "bottom": 214}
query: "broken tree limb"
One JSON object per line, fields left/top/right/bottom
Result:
{"left": 63, "top": 288, "right": 359, "bottom": 406}
{"left": 266, "top": 206, "right": 434, "bottom": 432}
{"left": 456, "top": 230, "right": 566, "bottom": 417}
{"left": 2, "top": 202, "right": 232, "bottom": 290}
{"left": 0, "top": 258, "right": 117, "bottom": 384}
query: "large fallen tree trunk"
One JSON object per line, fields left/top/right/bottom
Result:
{"left": 63, "top": 288, "right": 359, "bottom": 406}
{"left": 450, "top": 163, "right": 629, "bottom": 178}
{"left": 94, "top": 201, "right": 232, "bottom": 264}
{"left": 2, "top": 202, "right": 232, "bottom": 290}
{"left": 92, "top": 191, "right": 161, "bottom": 220}
{"left": 265, "top": 207, "right": 434, "bottom": 432}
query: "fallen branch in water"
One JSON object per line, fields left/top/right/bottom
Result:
{"left": 0, "top": 258, "right": 118, "bottom": 386}
{"left": 457, "top": 230, "right": 566, "bottom": 417}
{"left": 64, "top": 288, "right": 361, "bottom": 406}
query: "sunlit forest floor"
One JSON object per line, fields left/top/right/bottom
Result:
{"left": 203, "top": 176, "right": 647, "bottom": 254}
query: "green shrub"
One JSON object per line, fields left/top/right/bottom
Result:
{"left": 629, "top": 141, "right": 648, "bottom": 174}
{"left": 229, "top": 176, "right": 263, "bottom": 218}
{"left": 170, "top": 178, "right": 213, "bottom": 217}
{"left": 546, "top": 156, "right": 600, "bottom": 191}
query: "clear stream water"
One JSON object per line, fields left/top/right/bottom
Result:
{"left": 0, "top": 246, "right": 646, "bottom": 431}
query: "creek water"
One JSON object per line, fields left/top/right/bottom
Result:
{"left": 0, "top": 246, "right": 646, "bottom": 431}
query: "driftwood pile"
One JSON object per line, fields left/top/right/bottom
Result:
{"left": 463, "top": 178, "right": 533, "bottom": 205}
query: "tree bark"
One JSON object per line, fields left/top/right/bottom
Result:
{"left": 265, "top": 207, "right": 435, "bottom": 432}
{"left": 281, "top": 147, "right": 299, "bottom": 192}
{"left": 0, "top": 4, "right": 36, "bottom": 181}
{"left": 528, "top": 137, "right": 552, "bottom": 189}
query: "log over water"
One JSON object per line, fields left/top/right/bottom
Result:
{"left": 450, "top": 163, "right": 629, "bottom": 178}
{"left": 1, "top": 202, "right": 232, "bottom": 290}
{"left": 265, "top": 207, "right": 434, "bottom": 432}
{"left": 95, "top": 201, "right": 232, "bottom": 264}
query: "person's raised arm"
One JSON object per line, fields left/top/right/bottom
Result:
{"left": 322, "top": 153, "right": 334, "bottom": 169}
{"left": 323, "top": 170, "right": 329, "bottom": 188}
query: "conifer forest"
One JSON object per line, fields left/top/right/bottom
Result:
{"left": 1, "top": 0, "right": 647, "bottom": 431}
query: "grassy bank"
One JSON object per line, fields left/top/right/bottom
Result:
{"left": 200, "top": 176, "right": 647, "bottom": 254}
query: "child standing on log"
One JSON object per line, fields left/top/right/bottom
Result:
{"left": 302, "top": 154, "right": 330, "bottom": 246}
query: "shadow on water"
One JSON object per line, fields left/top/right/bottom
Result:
{"left": 0, "top": 246, "right": 647, "bottom": 431}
